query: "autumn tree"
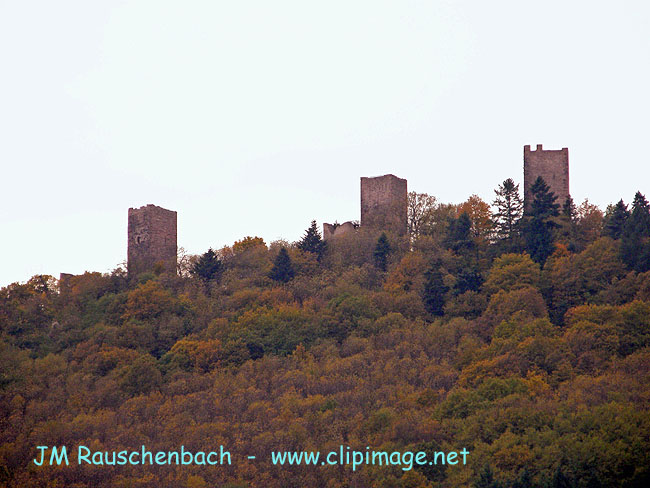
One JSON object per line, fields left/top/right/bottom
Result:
{"left": 458, "top": 194, "right": 493, "bottom": 245}
{"left": 408, "top": 191, "right": 437, "bottom": 240}
{"left": 269, "top": 247, "right": 295, "bottom": 283}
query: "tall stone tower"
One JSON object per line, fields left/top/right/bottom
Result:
{"left": 128, "top": 204, "right": 177, "bottom": 276}
{"left": 523, "top": 144, "right": 569, "bottom": 209}
{"left": 360, "top": 174, "right": 408, "bottom": 235}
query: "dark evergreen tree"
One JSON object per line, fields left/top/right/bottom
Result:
{"left": 603, "top": 199, "right": 629, "bottom": 239}
{"left": 523, "top": 176, "right": 560, "bottom": 265}
{"left": 445, "top": 212, "right": 475, "bottom": 254}
{"left": 422, "top": 262, "right": 448, "bottom": 316}
{"left": 512, "top": 469, "right": 533, "bottom": 488}
{"left": 473, "top": 465, "right": 502, "bottom": 488}
{"left": 562, "top": 196, "right": 577, "bottom": 220}
{"left": 269, "top": 247, "right": 295, "bottom": 283}
{"left": 191, "top": 248, "right": 222, "bottom": 282}
{"left": 549, "top": 466, "right": 574, "bottom": 488}
{"left": 560, "top": 195, "right": 579, "bottom": 252}
{"left": 297, "top": 220, "right": 326, "bottom": 261}
{"left": 621, "top": 191, "right": 650, "bottom": 271}
{"left": 373, "top": 233, "right": 391, "bottom": 271}
{"left": 493, "top": 178, "right": 524, "bottom": 247}
{"left": 454, "top": 268, "right": 483, "bottom": 295}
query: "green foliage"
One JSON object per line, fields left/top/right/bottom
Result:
{"left": 268, "top": 247, "right": 295, "bottom": 283}
{"left": 297, "top": 220, "right": 326, "bottom": 260}
{"left": 4, "top": 186, "right": 650, "bottom": 488}
{"left": 191, "top": 248, "right": 223, "bottom": 282}
{"left": 422, "top": 262, "right": 448, "bottom": 316}
{"left": 373, "top": 232, "right": 391, "bottom": 271}
{"left": 493, "top": 178, "right": 524, "bottom": 250}
{"left": 620, "top": 191, "right": 650, "bottom": 272}
{"left": 523, "top": 177, "right": 560, "bottom": 265}
{"left": 604, "top": 199, "right": 629, "bottom": 239}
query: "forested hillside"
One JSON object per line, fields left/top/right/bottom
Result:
{"left": 2, "top": 181, "right": 650, "bottom": 487}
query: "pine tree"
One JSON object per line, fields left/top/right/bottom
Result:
{"left": 269, "top": 247, "right": 295, "bottom": 283}
{"left": 492, "top": 178, "right": 523, "bottom": 245}
{"left": 191, "top": 248, "right": 222, "bottom": 282}
{"left": 373, "top": 233, "right": 391, "bottom": 271}
{"left": 621, "top": 191, "right": 650, "bottom": 271}
{"left": 445, "top": 212, "right": 475, "bottom": 254}
{"left": 560, "top": 195, "right": 579, "bottom": 251}
{"left": 523, "top": 176, "right": 560, "bottom": 265}
{"left": 297, "top": 220, "right": 326, "bottom": 260}
{"left": 604, "top": 199, "right": 629, "bottom": 239}
{"left": 422, "top": 262, "right": 448, "bottom": 316}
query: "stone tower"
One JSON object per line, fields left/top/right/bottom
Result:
{"left": 360, "top": 174, "right": 407, "bottom": 235}
{"left": 523, "top": 144, "right": 569, "bottom": 209}
{"left": 127, "top": 204, "right": 177, "bottom": 276}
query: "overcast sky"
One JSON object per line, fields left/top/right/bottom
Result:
{"left": 1, "top": 0, "right": 649, "bottom": 286}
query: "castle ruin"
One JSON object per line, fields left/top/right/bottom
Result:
{"left": 360, "top": 174, "right": 407, "bottom": 235}
{"left": 127, "top": 204, "right": 177, "bottom": 276}
{"left": 523, "top": 144, "right": 569, "bottom": 209}
{"left": 322, "top": 221, "right": 357, "bottom": 240}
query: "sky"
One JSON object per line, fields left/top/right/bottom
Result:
{"left": 1, "top": 0, "right": 649, "bottom": 286}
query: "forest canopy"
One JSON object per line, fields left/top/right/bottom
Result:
{"left": 1, "top": 181, "right": 649, "bottom": 488}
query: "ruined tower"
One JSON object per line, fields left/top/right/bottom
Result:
{"left": 523, "top": 144, "right": 569, "bottom": 209}
{"left": 360, "top": 174, "right": 407, "bottom": 235}
{"left": 127, "top": 204, "right": 177, "bottom": 276}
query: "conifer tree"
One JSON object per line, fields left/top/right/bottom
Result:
{"left": 297, "top": 220, "right": 326, "bottom": 261}
{"left": 492, "top": 178, "right": 523, "bottom": 246}
{"left": 373, "top": 233, "right": 391, "bottom": 271}
{"left": 422, "top": 262, "right": 448, "bottom": 316}
{"left": 559, "top": 195, "right": 579, "bottom": 251}
{"left": 445, "top": 212, "right": 474, "bottom": 254}
{"left": 191, "top": 248, "right": 223, "bottom": 282}
{"left": 523, "top": 176, "right": 560, "bottom": 265}
{"left": 621, "top": 191, "right": 650, "bottom": 271}
{"left": 269, "top": 247, "right": 295, "bottom": 283}
{"left": 604, "top": 199, "right": 630, "bottom": 239}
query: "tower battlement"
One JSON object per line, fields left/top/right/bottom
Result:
{"left": 523, "top": 144, "right": 569, "bottom": 209}
{"left": 127, "top": 204, "right": 177, "bottom": 276}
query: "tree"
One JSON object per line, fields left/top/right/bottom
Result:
{"left": 297, "top": 220, "right": 326, "bottom": 260}
{"left": 621, "top": 191, "right": 650, "bottom": 271}
{"left": 191, "top": 248, "right": 223, "bottom": 283}
{"left": 422, "top": 262, "right": 448, "bottom": 316}
{"left": 445, "top": 212, "right": 475, "bottom": 255}
{"left": 269, "top": 247, "right": 295, "bottom": 283}
{"left": 523, "top": 176, "right": 560, "bottom": 265}
{"left": 492, "top": 178, "right": 523, "bottom": 248}
{"left": 373, "top": 233, "right": 391, "bottom": 271}
{"left": 458, "top": 194, "right": 493, "bottom": 245}
{"left": 558, "top": 196, "right": 579, "bottom": 251}
{"left": 604, "top": 199, "right": 629, "bottom": 239}
{"left": 408, "top": 191, "right": 437, "bottom": 240}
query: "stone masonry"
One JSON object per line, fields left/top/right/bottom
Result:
{"left": 360, "top": 174, "right": 407, "bottom": 235}
{"left": 322, "top": 221, "right": 356, "bottom": 240}
{"left": 523, "top": 144, "right": 570, "bottom": 209}
{"left": 127, "top": 204, "right": 177, "bottom": 276}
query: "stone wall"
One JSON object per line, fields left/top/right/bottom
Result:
{"left": 127, "top": 204, "right": 177, "bottom": 276}
{"left": 323, "top": 221, "right": 356, "bottom": 240}
{"left": 523, "top": 144, "right": 570, "bottom": 209}
{"left": 360, "top": 174, "right": 407, "bottom": 235}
